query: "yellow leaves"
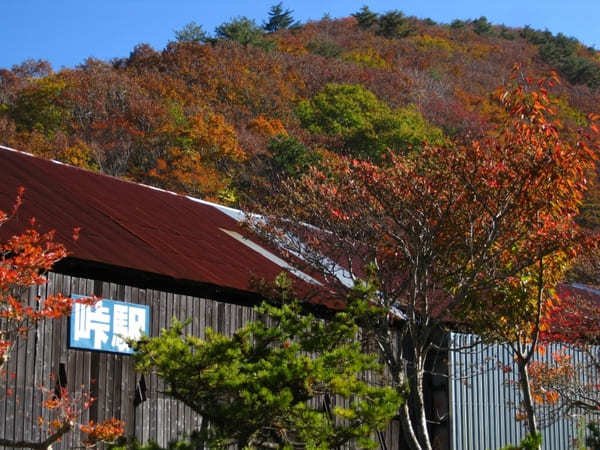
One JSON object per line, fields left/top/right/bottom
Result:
{"left": 408, "top": 34, "right": 454, "bottom": 55}
{"left": 56, "top": 140, "right": 98, "bottom": 171}
{"left": 342, "top": 49, "right": 391, "bottom": 70}
{"left": 148, "top": 146, "right": 231, "bottom": 202}
{"left": 276, "top": 35, "right": 309, "bottom": 55}
{"left": 147, "top": 107, "right": 246, "bottom": 200}
{"left": 188, "top": 112, "right": 246, "bottom": 162}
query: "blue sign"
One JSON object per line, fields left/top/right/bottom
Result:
{"left": 69, "top": 295, "right": 150, "bottom": 354}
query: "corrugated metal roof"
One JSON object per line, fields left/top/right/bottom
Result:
{"left": 0, "top": 146, "right": 314, "bottom": 298}
{"left": 556, "top": 283, "right": 600, "bottom": 304}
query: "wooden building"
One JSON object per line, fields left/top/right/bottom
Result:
{"left": 0, "top": 146, "right": 596, "bottom": 449}
{"left": 0, "top": 146, "right": 403, "bottom": 448}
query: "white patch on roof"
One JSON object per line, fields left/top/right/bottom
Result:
{"left": 0, "top": 145, "right": 66, "bottom": 167}
{"left": 276, "top": 232, "right": 356, "bottom": 289}
{"left": 571, "top": 283, "right": 600, "bottom": 295}
{"left": 220, "top": 228, "right": 322, "bottom": 286}
{"left": 0, "top": 145, "right": 35, "bottom": 156}
{"left": 140, "top": 183, "right": 179, "bottom": 196}
{"left": 186, "top": 196, "right": 248, "bottom": 221}
{"left": 0, "top": 145, "right": 356, "bottom": 291}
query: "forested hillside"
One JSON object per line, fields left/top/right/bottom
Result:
{"left": 1, "top": 7, "right": 599, "bottom": 226}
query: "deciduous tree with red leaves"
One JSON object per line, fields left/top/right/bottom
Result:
{"left": 523, "top": 285, "right": 600, "bottom": 425}
{"left": 0, "top": 188, "right": 124, "bottom": 449}
{"left": 255, "top": 68, "right": 598, "bottom": 450}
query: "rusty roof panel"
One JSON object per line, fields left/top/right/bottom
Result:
{"left": 0, "top": 147, "right": 291, "bottom": 294}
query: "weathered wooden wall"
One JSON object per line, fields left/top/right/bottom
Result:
{"left": 0, "top": 272, "right": 259, "bottom": 449}
{"left": 0, "top": 272, "right": 404, "bottom": 449}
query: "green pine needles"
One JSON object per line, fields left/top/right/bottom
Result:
{"left": 132, "top": 293, "right": 402, "bottom": 449}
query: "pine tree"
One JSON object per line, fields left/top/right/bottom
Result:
{"left": 174, "top": 21, "right": 209, "bottom": 43}
{"left": 263, "top": 3, "right": 297, "bottom": 33}
{"left": 215, "top": 17, "right": 271, "bottom": 48}
{"left": 352, "top": 5, "right": 378, "bottom": 30}
{"left": 132, "top": 278, "right": 402, "bottom": 448}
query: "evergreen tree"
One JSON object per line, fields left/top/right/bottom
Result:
{"left": 352, "top": 5, "right": 378, "bottom": 30}
{"left": 132, "top": 280, "right": 402, "bottom": 448}
{"left": 268, "top": 135, "right": 321, "bottom": 178}
{"left": 263, "top": 2, "right": 297, "bottom": 33}
{"left": 472, "top": 16, "right": 494, "bottom": 36}
{"left": 174, "top": 21, "right": 208, "bottom": 43}
{"left": 215, "top": 16, "right": 274, "bottom": 49}
{"left": 376, "top": 10, "right": 414, "bottom": 38}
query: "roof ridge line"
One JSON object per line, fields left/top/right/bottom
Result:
{"left": 0, "top": 144, "right": 243, "bottom": 216}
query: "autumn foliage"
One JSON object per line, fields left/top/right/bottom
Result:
{"left": 0, "top": 188, "right": 71, "bottom": 365}
{"left": 0, "top": 190, "right": 124, "bottom": 449}
{"left": 1, "top": 8, "right": 600, "bottom": 448}
{"left": 1, "top": 13, "right": 600, "bottom": 214}
{"left": 254, "top": 68, "right": 598, "bottom": 449}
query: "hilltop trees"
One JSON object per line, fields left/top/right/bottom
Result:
{"left": 3, "top": 11, "right": 600, "bottom": 210}
{"left": 255, "top": 70, "right": 598, "bottom": 449}
{"left": 215, "top": 17, "right": 272, "bottom": 49}
{"left": 352, "top": 6, "right": 378, "bottom": 30}
{"left": 174, "top": 22, "right": 209, "bottom": 43}
{"left": 263, "top": 3, "right": 297, "bottom": 33}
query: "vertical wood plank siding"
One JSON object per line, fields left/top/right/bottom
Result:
{"left": 0, "top": 273, "right": 404, "bottom": 449}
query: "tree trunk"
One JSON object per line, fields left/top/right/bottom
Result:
{"left": 518, "top": 358, "right": 540, "bottom": 446}
{"left": 409, "top": 351, "right": 433, "bottom": 450}
{"left": 0, "top": 422, "right": 71, "bottom": 449}
{"left": 399, "top": 401, "right": 422, "bottom": 450}
{"left": 396, "top": 344, "right": 432, "bottom": 450}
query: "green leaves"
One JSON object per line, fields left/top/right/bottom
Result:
{"left": 215, "top": 17, "right": 275, "bottom": 50}
{"left": 173, "top": 22, "right": 209, "bottom": 44}
{"left": 298, "top": 83, "right": 444, "bottom": 161}
{"left": 268, "top": 134, "right": 322, "bottom": 178}
{"left": 263, "top": 3, "right": 298, "bottom": 33}
{"left": 133, "top": 297, "right": 402, "bottom": 448}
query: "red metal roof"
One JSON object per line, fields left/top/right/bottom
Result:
{"left": 555, "top": 283, "right": 600, "bottom": 304}
{"left": 0, "top": 146, "right": 307, "bottom": 297}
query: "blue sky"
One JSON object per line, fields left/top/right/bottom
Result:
{"left": 2, "top": 1, "right": 598, "bottom": 70}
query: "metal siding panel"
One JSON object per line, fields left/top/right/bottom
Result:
{"left": 450, "top": 333, "right": 596, "bottom": 450}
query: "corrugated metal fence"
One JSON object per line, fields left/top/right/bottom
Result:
{"left": 449, "top": 333, "right": 596, "bottom": 450}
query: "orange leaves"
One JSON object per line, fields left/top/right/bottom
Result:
{"left": 147, "top": 108, "right": 245, "bottom": 201}
{"left": 35, "top": 385, "right": 124, "bottom": 447}
{"left": 148, "top": 146, "right": 229, "bottom": 202}
{"left": 188, "top": 112, "right": 245, "bottom": 162}
{"left": 247, "top": 115, "right": 287, "bottom": 137}
{"left": 527, "top": 353, "right": 575, "bottom": 407}
{"left": 80, "top": 418, "right": 125, "bottom": 447}
{"left": 0, "top": 191, "right": 92, "bottom": 367}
